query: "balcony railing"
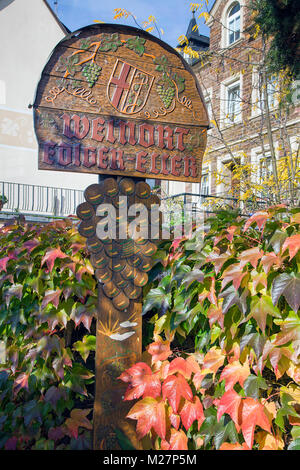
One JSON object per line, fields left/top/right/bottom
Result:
{"left": 0, "top": 181, "right": 85, "bottom": 219}
{"left": 0, "top": 182, "right": 253, "bottom": 222}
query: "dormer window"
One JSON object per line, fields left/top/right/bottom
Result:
{"left": 227, "top": 2, "right": 241, "bottom": 45}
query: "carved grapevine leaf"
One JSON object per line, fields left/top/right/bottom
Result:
{"left": 125, "top": 36, "right": 146, "bottom": 56}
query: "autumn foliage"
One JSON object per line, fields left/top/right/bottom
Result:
{"left": 0, "top": 219, "right": 96, "bottom": 449}
{"left": 120, "top": 206, "right": 300, "bottom": 450}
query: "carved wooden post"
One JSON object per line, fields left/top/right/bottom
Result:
{"left": 33, "top": 23, "right": 209, "bottom": 451}
{"left": 77, "top": 176, "right": 160, "bottom": 449}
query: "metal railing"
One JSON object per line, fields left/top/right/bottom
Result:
{"left": 162, "top": 192, "right": 239, "bottom": 214}
{"left": 0, "top": 181, "right": 85, "bottom": 219}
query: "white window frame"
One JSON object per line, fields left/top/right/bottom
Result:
{"left": 227, "top": 2, "right": 241, "bottom": 46}
{"left": 291, "top": 79, "right": 300, "bottom": 105}
{"left": 220, "top": 1, "right": 245, "bottom": 49}
{"left": 168, "top": 180, "right": 186, "bottom": 196}
{"left": 0, "top": 80, "right": 6, "bottom": 105}
{"left": 220, "top": 74, "right": 243, "bottom": 127}
{"left": 203, "top": 87, "right": 213, "bottom": 132}
{"left": 191, "top": 164, "right": 211, "bottom": 206}
{"left": 200, "top": 170, "right": 210, "bottom": 196}
{"left": 250, "top": 145, "right": 278, "bottom": 185}
{"left": 251, "top": 69, "right": 279, "bottom": 117}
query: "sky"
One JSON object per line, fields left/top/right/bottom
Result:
{"left": 46, "top": 0, "right": 214, "bottom": 48}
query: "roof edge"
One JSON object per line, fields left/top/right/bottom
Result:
{"left": 42, "top": 0, "right": 70, "bottom": 35}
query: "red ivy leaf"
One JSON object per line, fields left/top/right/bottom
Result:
{"left": 119, "top": 362, "right": 161, "bottom": 400}
{"left": 207, "top": 248, "right": 232, "bottom": 274}
{"left": 41, "top": 248, "right": 68, "bottom": 272}
{"left": 168, "top": 407, "right": 180, "bottom": 430}
{"left": 23, "top": 239, "right": 39, "bottom": 253}
{"left": 0, "top": 256, "right": 11, "bottom": 273}
{"left": 13, "top": 372, "right": 29, "bottom": 396}
{"left": 219, "top": 360, "right": 250, "bottom": 391}
{"left": 65, "top": 409, "right": 92, "bottom": 439}
{"left": 127, "top": 397, "right": 166, "bottom": 440}
{"left": 70, "top": 303, "right": 95, "bottom": 331}
{"left": 261, "top": 252, "right": 282, "bottom": 274}
{"left": 221, "top": 263, "right": 247, "bottom": 290}
{"left": 162, "top": 373, "right": 193, "bottom": 413}
{"left": 226, "top": 225, "right": 239, "bottom": 242}
{"left": 239, "top": 247, "right": 263, "bottom": 269}
{"left": 161, "top": 428, "right": 188, "bottom": 450}
{"left": 167, "top": 357, "right": 195, "bottom": 380}
{"left": 243, "top": 211, "right": 269, "bottom": 232}
{"left": 41, "top": 289, "right": 62, "bottom": 310}
{"left": 207, "top": 304, "right": 224, "bottom": 329}
{"left": 220, "top": 442, "right": 250, "bottom": 450}
{"left": 217, "top": 389, "right": 242, "bottom": 430}
{"left": 147, "top": 339, "right": 172, "bottom": 363}
{"left": 180, "top": 396, "right": 205, "bottom": 431}
{"left": 281, "top": 234, "right": 300, "bottom": 260}
{"left": 240, "top": 398, "right": 271, "bottom": 449}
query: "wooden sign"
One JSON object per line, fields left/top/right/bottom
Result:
{"left": 33, "top": 24, "right": 209, "bottom": 183}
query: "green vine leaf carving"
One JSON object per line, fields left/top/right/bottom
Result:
{"left": 98, "top": 33, "right": 122, "bottom": 52}
{"left": 125, "top": 36, "right": 146, "bottom": 56}
{"left": 80, "top": 39, "right": 92, "bottom": 50}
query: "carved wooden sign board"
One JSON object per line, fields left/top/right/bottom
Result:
{"left": 33, "top": 24, "right": 208, "bottom": 183}
{"left": 33, "top": 24, "right": 208, "bottom": 450}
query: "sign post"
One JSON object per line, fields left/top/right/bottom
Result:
{"left": 33, "top": 23, "right": 208, "bottom": 449}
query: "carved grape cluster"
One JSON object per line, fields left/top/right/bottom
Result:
{"left": 82, "top": 62, "right": 102, "bottom": 88}
{"left": 156, "top": 81, "right": 175, "bottom": 109}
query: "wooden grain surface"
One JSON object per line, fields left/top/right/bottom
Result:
{"left": 34, "top": 24, "right": 208, "bottom": 183}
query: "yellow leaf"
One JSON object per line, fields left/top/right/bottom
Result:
{"left": 264, "top": 401, "right": 277, "bottom": 423}
{"left": 255, "top": 431, "right": 284, "bottom": 450}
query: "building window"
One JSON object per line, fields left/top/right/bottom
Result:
{"left": 259, "top": 155, "right": 272, "bottom": 182}
{"left": 227, "top": 82, "right": 241, "bottom": 123}
{"left": 291, "top": 79, "right": 300, "bottom": 104}
{"left": 227, "top": 2, "right": 241, "bottom": 45}
{"left": 200, "top": 173, "right": 209, "bottom": 195}
{"left": 0, "top": 80, "right": 6, "bottom": 105}
{"left": 251, "top": 71, "right": 279, "bottom": 116}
